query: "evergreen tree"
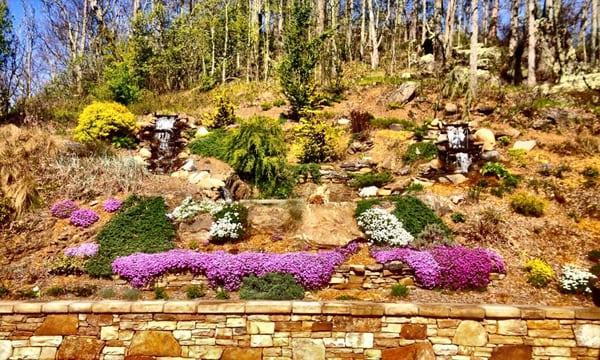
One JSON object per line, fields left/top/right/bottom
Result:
{"left": 278, "top": 0, "right": 324, "bottom": 120}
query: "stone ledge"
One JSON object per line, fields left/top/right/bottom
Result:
{"left": 0, "top": 301, "right": 596, "bottom": 320}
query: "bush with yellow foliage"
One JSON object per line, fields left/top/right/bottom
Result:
{"left": 73, "top": 102, "right": 137, "bottom": 143}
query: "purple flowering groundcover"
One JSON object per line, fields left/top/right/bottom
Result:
{"left": 372, "top": 245, "right": 506, "bottom": 290}
{"left": 64, "top": 243, "right": 99, "bottom": 257}
{"left": 112, "top": 241, "right": 359, "bottom": 290}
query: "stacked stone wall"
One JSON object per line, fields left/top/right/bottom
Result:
{"left": 0, "top": 301, "right": 598, "bottom": 360}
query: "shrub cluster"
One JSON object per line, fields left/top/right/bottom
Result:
{"left": 480, "top": 162, "right": 520, "bottom": 196}
{"left": 240, "top": 272, "right": 305, "bottom": 300}
{"left": 559, "top": 265, "right": 595, "bottom": 294}
{"left": 524, "top": 258, "right": 555, "bottom": 288}
{"left": 186, "top": 284, "right": 205, "bottom": 299}
{"left": 86, "top": 196, "right": 175, "bottom": 277}
{"left": 73, "top": 102, "right": 137, "bottom": 144}
{"left": 390, "top": 283, "right": 409, "bottom": 298}
{"left": 372, "top": 246, "right": 506, "bottom": 290}
{"left": 393, "top": 196, "right": 451, "bottom": 237}
{"left": 510, "top": 192, "right": 546, "bottom": 217}
{"left": 295, "top": 116, "right": 342, "bottom": 163}
{"left": 357, "top": 208, "right": 414, "bottom": 247}
{"left": 209, "top": 203, "right": 249, "bottom": 243}
{"left": 188, "top": 129, "right": 230, "bottom": 160}
{"left": 349, "top": 171, "right": 393, "bottom": 189}
{"left": 402, "top": 142, "right": 438, "bottom": 164}
{"left": 69, "top": 209, "right": 100, "bottom": 228}
{"left": 207, "top": 96, "right": 237, "bottom": 128}
{"left": 49, "top": 255, "right": 88, "bottom": 275}
{"left": 112, "top": 241, "right": 359, "bottom": 289}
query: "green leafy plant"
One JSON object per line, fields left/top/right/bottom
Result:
{"left": 239, "top": 273, "right": 305, "bottom": 300}
{"left": 188, "top": 129, "right": 230, "bottom": 160}
{"left": 355, "top": 198, "right": 382, "bottom": 217}
{"left": 154, "top": 287, "right": 168, "bottom": 300}
{"left": 186, "top": 284, "right": 205, "bottom": 299}
{"left": 86, "top": 196, "right": 175, "bottom": 277}
{"left": 390, "top": 283, "right": 409, "bottom": 297}
{"left": 111, "top": 134, "right": 138, "bottom": 149}
{"left": 278, "top": 0, "right": 324, "bottom": 119}
{"left": 402, "top": 142, "right": 438, "bottom": 164}
{"left": 349, "top": 171, "right": 393, "bottom": 188}
{"left": 393, "top": 196, "right": 451, "bottom": 237}
{"left": 215, "top": 289, "right": 230, "bottom": 299}
{"left": 103, "top": 61, "right": 141, "bottom": 105}
{"left": 451, "top": 212, "right": 466, "bottom": 223}
{"left": 524, "top": 258, "right": 555, "bottom": 288}
{"left": 0, "top": 285, "right": 8, "bottom": 298}
{"left": 73, "top": 102, "right": 137, "bottom": 143}
{"left": 225, "top": 117, "right": 290, "bottom": 196}
{"left": 48, "top": 255, "right": 88, "bottom": 275}
{"left": 208, "top": 96, "right": 237, "bottom": 128}
{"left": 370, "top": 118, "right": 415, "bottom": 130}
{"left": 260, "top": 102, "right": 273, "bottom": 111}
{"left": 510, "top": 192, "right": 546, "bottom": 217}
{"left": 412, "top": 223, "right": 454, "bottom": 249}
{"left": 45, "top": 286, "right": 67, "bottom": 297}
{"left": 405, "top": 182, "right": 424, "bottom": 193}
{"left": 481, "top": 162, "right": 510, "bottom": 178}
{"left": 295, "top": 116, "right": 342, "bottom": 163}
{"left": 98, "top": 287, "right": 117, "bottom": 299}
{"left": 293, "top": 163, "right": 321, "bottom": 183}
{"left": 498, "top": 136, "right": 511, "bottom": 146}
{"left": 122, "top": 288, "right": 141, "bottom": 301}
{"left": 273, "top": 99, "right": 286, "bottom": 107}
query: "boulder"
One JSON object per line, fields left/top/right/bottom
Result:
{"left": 57, "top": 337, "right": 104, "bottom": 360}
{"left": 444, "top": 103, "right": 459, "bottom": 115}
{"left": 512, "top": 140, "right": 537, "bottom": 152}
{"left": 445, "top": 174, "right": 468, "bottom": 185}
{"left": 128, "top": 331, "right": 181, "bottom": 357}
{"left": 453, "top": 320, "right": 487, "bottom": 346}
{"left": 416, "top": 193, "right": 454, "bottom": 216}
{"left": 476, "top": 102, "right": 497, "bottom": 115}
{"left": 195, "top": 126, "right": 209, "bottom": 137}
{"left": 181, "top": 158, "right": 196, "bottom": 172}
{"left": 247, "top": 204, "right": 290, "bottom": 234}
{"left": 481, "top": 150, "right": 501, "bottom": 162}
{"left": 139, "top": 148, "right": 152, "bottom": 159}
{"left": 337, "top": 118, "right": 350, "bottom": 126}
{"left": 474, "top": 128, "right": 496, "bottom": 151}
{"left": 294, "top": 203, "right": 362, "bottom": 247}
{"left": 35, "top": 315, "right": 78, "bottom": 336}
{"left": 386, "top": 82, "right": 418, "bottom": 105}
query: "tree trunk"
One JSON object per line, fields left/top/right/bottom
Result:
{"left": 222, "top": 0, "right": 229, "bottom": 84}
{"left": 367, "top": 0, "right": 379, "bottom": 68}
{"left": 469, "top": 0, "right": 478, "bottom": 96}
{"left": 264, "top": 0, "right": 271, "bottom": 81}
{"left": 133, "top": 0, "right": 141, "bottom": 13}
{"left": 488, "top": 0, "right": 499, "bottom": 41}
{"left": 593, "top": 0, "right": 599, "bottom": 63}
{"left": 527, "top": 0, "right": 536, "bottom": 86}
{"left": 421, "top": 0, "right": 427, "bottom": 44}
{"left": 360, "top": 0, "right": 366, "bottom": 59}
{"left": 346, "top": 0, "right": 353, "bottom": 60}
{"left": 443, "top": 0, "right": 457, "bottom": 60}
{"left": 580, "top": 0, "right": 591, "bottom": 62}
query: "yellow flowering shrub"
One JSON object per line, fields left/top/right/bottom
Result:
{"left": 524, "top": 258, "right": 555, "bottom": 288}
{"left": 73, "top": 102, "right": 137, "bottom": 143}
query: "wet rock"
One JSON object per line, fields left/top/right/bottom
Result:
{"left": 512, "top": 140, "right": 537, "bottom": 152}
{"left": 481, "top": 150, "right": 501, "bottom": 162}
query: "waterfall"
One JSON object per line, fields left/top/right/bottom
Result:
{"left": 447, "top": 126, "right": 468, "bottom": 149}
{"left": 154, "top": 117, "right": 176, "bottom": 152}
{"left": 455, "top": 152, "right": 472, "bottom": 173}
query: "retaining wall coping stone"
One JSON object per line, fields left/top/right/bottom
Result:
{"left": 0, "top": 301, "right": 597, "bottom": 321}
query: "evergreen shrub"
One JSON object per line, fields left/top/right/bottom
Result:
{"left": 239, "top": 272, "right": 305, "bottom": 300}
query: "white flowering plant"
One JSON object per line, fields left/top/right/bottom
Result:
{"left": 357, "top": 208, "right": 414, "bottom": 246}
{"left": 168, "top": 197, "right": 225, "bottom": 221}
{"left": 209, "top": 203, "right": 248, "bottom": 242}
{"left": 559, "top": 265, "right": 595, "bottom": 294}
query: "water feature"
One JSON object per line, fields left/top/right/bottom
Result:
{"left": 437, "top": 123, "right": 482, "bottom": 174}
{"left": 140, "top": 114, "right": 189, "bottom": 173}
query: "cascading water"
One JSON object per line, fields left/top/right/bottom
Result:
{"left": 140, "top": 114, "right": 189, "bottom": 174}
{"left": 437, "top": 123, "right": 482, "bottom": 174}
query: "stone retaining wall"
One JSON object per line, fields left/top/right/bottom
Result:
{"left": 0, "top": 301, "right": 598, "bottom": 360}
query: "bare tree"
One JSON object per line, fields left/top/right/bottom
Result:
{"left": 527, "top": 0, "right": 536, "bottom": 86}
{"left": 469, "top": 0, "right": 479, "bottom": 96}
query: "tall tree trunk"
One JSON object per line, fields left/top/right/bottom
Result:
{"left": 222, "top": 0, "right": 229, "bottom": 84}
{"left": 133, "top": 0, "right": 141, "bottom": 13}
{"left": 264, "top": 0, "right": 271, "bottom": 81}
{"left": 527, "top": 0, "right": 536, "bottom": 86}
{"left": 367, "top": 0, "right": 379, "bottom": 68}
{"left": 488, "top": 0, "right": 499, "bottom": 41}
{"left": 421, "top": 0, "right": 427, "bottom": 44}
{"left": 360, "top": 0, "right": 366, "bottom": 59}
{"left": 443, "top": 0, "right": 457, "bottom": 60}
{"left": 345, "top": 0, "right": 353, "bottom": 60}
{"left": 469, "top": 0, "right": 478, "bottom": 96}
{"left": 580, "top": 0, "right": 591, "bottom": 62}
{"left": 593, "top": 0, "right": 599, "bottom": 63}
{"left": 210, "top": 25, "right": 216, "bottom": 76}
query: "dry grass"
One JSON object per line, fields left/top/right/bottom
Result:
{"left": 42, "top": 155, "right": 148, "bottom": 201}
{"left": 0, "top": 125, "right": 60, "bottom": 216}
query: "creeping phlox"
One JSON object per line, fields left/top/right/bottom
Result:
{"left": 560, "top": 265, "right": 595, "bottom": 294}
{"left": 357, "top": 208, "right": 414, "bottom": 246}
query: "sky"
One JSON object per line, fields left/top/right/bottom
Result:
{"left": 7, "top": 0, "right": 42, "bottom": 27}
